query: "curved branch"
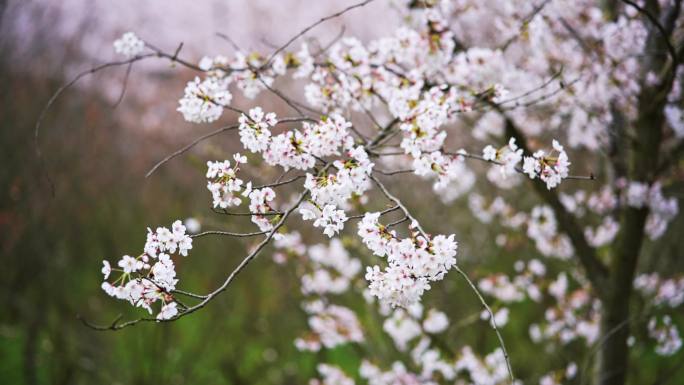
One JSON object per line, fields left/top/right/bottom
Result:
{"left": 145, "top": 117, "right": 316, "bottom": 178}
{"left": 191, "top": 230, "right": 269, "bottom": 238}
{"left": 145, "top": 123, "right": 239, "bottom": 178}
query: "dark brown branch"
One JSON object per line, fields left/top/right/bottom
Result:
{"left": 347, "top": 205, "right": 400, "bottom": 219}
{"left": 145, "top": 117, "right": 315, "bottom": 178}
{"left": 146, "top": 124, "right": 239, "bottom": 177}
{"left": 35, "top": 53, "right": 158, "bottom": 196}
{"left": 212, "top": 209, "right": 284, "bottom": 217}
{"left": 191, "top": 230, "right": 269, "bottom": 238}
{"left": 254, "top": 174, "right": 306, "bottom": 189}
{"left": 215, "top": 32, "right": 242, "bottom": 52}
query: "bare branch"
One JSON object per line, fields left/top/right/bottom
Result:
{"left": 35, "top": 53, "right": 157, "bottom": 196}
{"left": 172, "top": 289, "right": 208, "bottom": 300}
{"left": 347, "top": 205, "right": 400, "bottom": 220}
{"left": 145, "top": 117, "right": 316, "bottom": 178}
{"left": 255, "top": 174, "right": 306, "bottom": 189}
{"left": 191, "top": 230, "right": 268, "bottom": 238}
{"left": 145, "top": 123, "right": 239, "bottom": 178}
{"left": 113, "top": 62, "right": 134, "bottom": 109}
{"left": 454, "top": 265, "right": 516, "bottom": 383}
{"left": 262, "top": 0, "right": 376, "bottom": 68}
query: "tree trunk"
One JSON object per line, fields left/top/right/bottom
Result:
{"left": 595, "top": 0, "right": 677, "bottom": 381}
{"left": 596, "top": 209, "right": 648, "bottom": 385}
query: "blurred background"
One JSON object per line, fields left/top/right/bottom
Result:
{"left": 1, "top": 1, "right": 683, "bottom": 385}
{"left": 0, "top": 1, "right": 401, "bottom": 384}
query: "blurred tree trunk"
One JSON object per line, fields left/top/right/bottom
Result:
{"left": 596, "top": 2, "right": 678, "bottom": 384}
{"left": 23, "top": 317, "right": 40, "bottom": 385}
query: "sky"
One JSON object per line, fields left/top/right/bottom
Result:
{"left": 3, "top": 0, "right": 399, "bottom": 69}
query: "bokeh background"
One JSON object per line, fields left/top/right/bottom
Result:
{"left": 2, "top": 1, "right": 683, "bottom": 385}
{"left": 0, "top": 2, "right": 400, "bottom": 384}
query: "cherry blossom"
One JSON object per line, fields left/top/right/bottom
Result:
{"left": 100, "top": 220, "right": 192, "bottom": 319}
{"left": 648, "top": 316, "right": 682, "bottom": 356}
{"left": 113, "top": 32, "right": 144, "bottom": 58}
{"left": 177, "top": 76, "right": 232, "bottom": 123}
{"left": 359, "top": 212, "right": 457, "bottom": 307}
{"left": 206, "top": 154, "right": 248, "bottom": 209}
{"left": 238, "top": 107, "right": 277, "bottom": 153}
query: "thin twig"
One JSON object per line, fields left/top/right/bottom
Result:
{"left": 347, "top": 205, "right": 400, "bottom": 219}
{"left": 262, "top": 0, "right": 376, "bottom": 68}
{"left": 254, "top": 174, "right": 307, "bottom": 189}
{"left": 35, "top": 53, "right": 157, "bottom": 196}
{"left": 145, "top": 117, "right": 316, "bottom": 178}
{"left": 146, "top": 124, "right": 238, "bottom": 178}
{"left": 172, "top": 289, "right": 209, "bottom": 300}
{"left": 454, "top": 265, "right": 515, "bottom": 382}
{"left": 191, "top": 230, "right": 268, "bottom": 238}
{"left": 113, "top": 62, "right": 134, "bottom": 109}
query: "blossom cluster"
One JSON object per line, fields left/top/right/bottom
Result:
{"left": 623, "top": 181, "right": 679, "bottom": 240}
{"left": 358, "top": 212, "right": 458, "bottom": 308}
{"left": 297, "top": 301, "right": 364, "bottom": 352}
{"left": 273, "top": 235, "right": 364, "bottom": 353}
{"left": 205, "top": 153, "right": 282, "bottom": 233}
{"left": 479, "top": 259, "right": 547, "bottom": 304}
{"left": 177, "top": 76, "right": 233, "bottom": 123}
{"left": 468, "top": 195, "right": 573, "bottom": 259}
{"left": 301, "top": 143, "right": 374, "bottom": 237}
{"left": 634, "top": 273, "right": 684, "bottom": 309}
{"left": 478, "top": 261, "right": 601, "bottom": 348}
{"left": 301, "top": 239, "right": 362, "bottom": 296}
{"left": 482, "top": 138, "right": 523, "bottom": 178}
{"left": 113, "top": 32, "right": 145, "bottom": 58}
{"left": 482, "top": 138, "right": 571, "bottom": 190}
{"left": 309, "top": 364, "right": 355, "bottom": 385}
{"left": 529, "top": 272, "right": 600, "bottom": 346}
{"left": 521, "top": 140, "right": 570, "bottom": 189}
{"left": 237, "top": 107, "right": 375, "bottom": 238}
{"left": 273, "top": 231, "right": 490, "bottom": 385}
{"left": 100, "top": 220, "right": 192, "bottom": 320}
{"left": 206, "top": 153, "right": 248, "bottom": 209}
{"left": 238, "top": 107, "right": 277, "bottom": 153}
{"left": 648, "top": 316, "right": 682, "bottom": 356}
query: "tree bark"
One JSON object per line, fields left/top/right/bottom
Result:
{"left": 596, "top": 2, "right": 675, "bottom": 382}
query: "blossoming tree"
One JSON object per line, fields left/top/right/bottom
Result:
{"left": 40, "top": 1, "right": 684, "bottom": 384}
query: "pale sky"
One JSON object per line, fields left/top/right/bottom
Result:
{"left": 3, "top": 0, "right": 399, "bottom": 67}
